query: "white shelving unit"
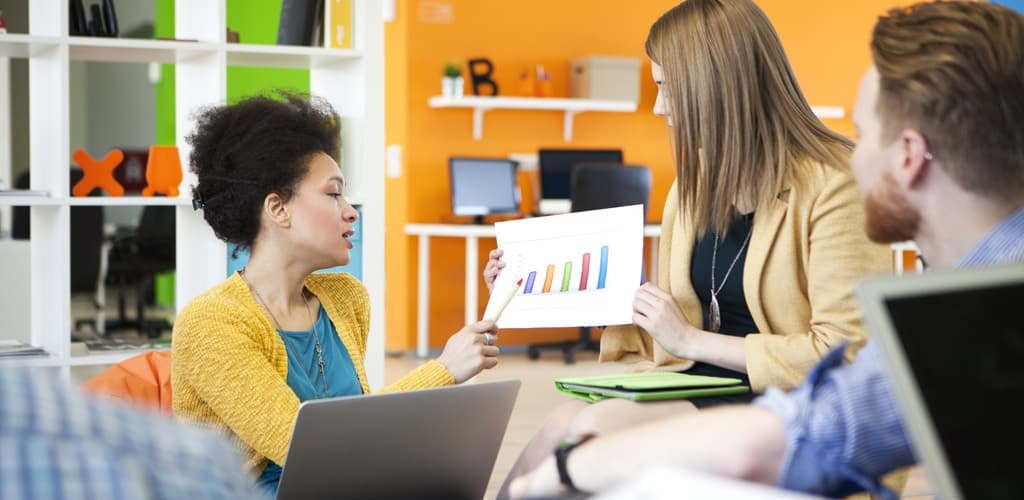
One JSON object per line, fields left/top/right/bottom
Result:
{"left": 429, "top": 95, "right": 845, "bottom": 141}
{"left": 0, "top": 0, "right": 385, "bottom": 388}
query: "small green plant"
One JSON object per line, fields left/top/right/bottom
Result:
{"left": 444, "top": 62, "right": 462, "bottom": 78}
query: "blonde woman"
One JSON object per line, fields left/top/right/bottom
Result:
{"left": 487, "top": 0, "right": 890, "bottom": 495}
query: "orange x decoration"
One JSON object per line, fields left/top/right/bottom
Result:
{"left": 73, "top": 149, "right": 125, "bottom": 197}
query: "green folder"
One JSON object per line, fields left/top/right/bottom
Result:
{"left": 555, "top": 372, "right": 750, "bottom": 402}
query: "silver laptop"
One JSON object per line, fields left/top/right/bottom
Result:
{"left": 855, "top": 264, "right": 1024, "bottom": 500}
{"left": 276, "top": 380, "right": 520, "bottom": 500}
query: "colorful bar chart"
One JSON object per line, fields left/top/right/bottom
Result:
{"left": 520, "top": 245, "right": 610, "bottom": 295}
{"left": 489, "top": 204, "right": 644, "bottom": 329}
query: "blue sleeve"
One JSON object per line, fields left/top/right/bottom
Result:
{"left": 0, "top": 368, "right": 268, "bottom": 500}
{"left": 754, "top": 342, "right": 917, "bottom": 500}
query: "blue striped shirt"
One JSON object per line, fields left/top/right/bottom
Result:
{"left": 0, "top": 368, "right": 266, "bottom": 500}
{"left": 755, "top": 207, "right": 1024, "bottom": 499}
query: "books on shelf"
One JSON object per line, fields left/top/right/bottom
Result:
{"left": 324, "top": 0, "right": 353, "bottom": 49}
{"left": 277, "top": 0, "right": 323, "bottom": 46}
{"left": 277, "top": 0, "right": 352, "bottom": 48}
{"left": 0, "top": 340, "right": 47, "bottom": 358}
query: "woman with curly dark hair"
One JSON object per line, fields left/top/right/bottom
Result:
{"left": 171, "top": 92, "right": 500, "bottom": 494}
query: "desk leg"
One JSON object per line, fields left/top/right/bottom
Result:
{"left": 417, "top": 235, "right": 430, "bottom": 358}
{"left": 648, "top": 236, "right": 659, "bottom": 283}
{"left": 465, "top": 236, "right": 479, "bottom": 326}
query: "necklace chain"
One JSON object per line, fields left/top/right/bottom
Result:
{"left": 708, "top": 223, "right": 754, "bottom": 333}
{"left": 710, "top": 228, "right": 753, "bottom": 295}
{"left": 240, "top": 268, "right": 329, "bottom": 398}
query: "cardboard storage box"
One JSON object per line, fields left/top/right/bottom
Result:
{"left": 570, "top": 56, "right": 641, "bottom": 102}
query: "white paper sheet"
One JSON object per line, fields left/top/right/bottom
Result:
{"left": 483, "top": 205, "right": 644, "bottom": 328}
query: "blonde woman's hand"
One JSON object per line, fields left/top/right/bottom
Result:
{"left": 632, "top": 282, "right": 698, "bottom": 358}
{"left": 436, "top": 320, "right": 500, "bottom": 383}
{"left": 483, "top": 248, "right": 505, "bottom": 293}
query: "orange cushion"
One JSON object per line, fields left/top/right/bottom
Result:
{"left": 81, "top": 350, "right": 172, "bottom": 414}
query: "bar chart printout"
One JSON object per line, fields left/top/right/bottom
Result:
{"left": 485, "top": 205, "right": 645, "bottom": 328}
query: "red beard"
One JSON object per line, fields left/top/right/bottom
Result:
{"left": 864, "top": 171, "right": 921, "bottom": 244}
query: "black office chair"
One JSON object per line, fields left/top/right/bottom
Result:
{"left": 104, "top": 205, "right": 176, "bottom": 338}
{"left": 527, "top": 163, "right": 653, "bottom": 364}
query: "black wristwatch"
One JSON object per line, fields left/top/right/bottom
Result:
{"left": 555, "top": 433, "right": 597, "bottom": 492}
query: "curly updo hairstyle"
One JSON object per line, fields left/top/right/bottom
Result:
{"left": 187, "top": 91, "right": 341, "bottom": 254}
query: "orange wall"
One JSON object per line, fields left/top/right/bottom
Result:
{"left": 384, "top": 0, "right": 903, "bottom": 352}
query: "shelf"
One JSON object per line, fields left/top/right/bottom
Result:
{"left": 0, "top": 348, "right": 162, "bottom": 368}
{"left": 226, "top": 43, "right": 361, "bottom": 69}
{"left": 0, "top": 195, "right": 60, "bottom": 206}
{"left": 0, "top": 36, "right": 362, "bottom": 66}
{"left": 428, "top": 96, "right": 639, "bottom": 141}
{"left": 0, "top": 34, "right": 62, "bottom": 58}
{"left": 0, "top": 354, "right": 63, "bottom": 368}
{"left": 68, "top": 196, "right": 192, "bottom": 206}
{"left": 69, "top": 37, "right": 216, "bottom": 64}
{"left": 68, "top": 349, "right": 167, "bottom": 367}
{"left": 0, "top": 195, "right": 192, "bottom": 207}
{"left": 428, "top": 96, "right": 846, "bottom": 141}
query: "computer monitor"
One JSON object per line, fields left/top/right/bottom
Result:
{"left": 449, "top": 157, "right": 520, "bottom": 224}
{"left": 538, "top": 148, "right": 623, "bottom": 214}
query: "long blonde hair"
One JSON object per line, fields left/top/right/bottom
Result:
{"left": 646, "top": 0, "right": 853, "bottom": 236}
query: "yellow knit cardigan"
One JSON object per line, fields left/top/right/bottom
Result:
{"left": 600, "top": 162, "right": 892, "bottom": 392}
{"left": 171, "top": 272, "right": 454, "bottom": 475}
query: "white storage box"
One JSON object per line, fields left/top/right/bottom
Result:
{"left": 570, "top": 56, "right": 642, "bottom": 103}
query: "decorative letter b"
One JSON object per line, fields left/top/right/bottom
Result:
{"left": 468, "top": 58, "right": 499, "bottom": 96}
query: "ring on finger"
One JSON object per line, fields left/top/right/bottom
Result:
{"left": 483, "top": 332, "right": 497, "bottom": 346}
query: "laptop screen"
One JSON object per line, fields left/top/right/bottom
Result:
{"left": 884, "top": 280, "right": 1024, "bottom": 498}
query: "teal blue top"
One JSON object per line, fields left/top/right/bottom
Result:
{"left": 256, "top": 304, "right": 362, "bottom": 495}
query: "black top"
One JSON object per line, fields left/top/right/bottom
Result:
{"left": 686, "top": 212, "right": 758, "bottom": 407}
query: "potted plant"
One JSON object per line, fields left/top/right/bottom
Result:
{"left": 442, "top": 61, "right": 464, "bottom": 98}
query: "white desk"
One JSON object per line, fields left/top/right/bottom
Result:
{"left": 405, "top": 223, "right": 662, "bottom": 357}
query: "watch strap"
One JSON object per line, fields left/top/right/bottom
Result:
{"left": 555, "top": 433, "right": 597, "bottom": 492}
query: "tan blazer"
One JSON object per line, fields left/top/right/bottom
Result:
{"left": 600, "top": 162, "right": 891, "bottom": 392}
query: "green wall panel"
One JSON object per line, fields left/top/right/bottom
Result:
{"left": 155, "top": 0, "right": 311, "bottom": 143}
